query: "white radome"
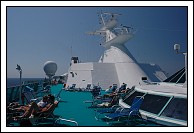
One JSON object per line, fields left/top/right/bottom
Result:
{"left": 43, "top": 61, "right": 57, "bottom": 78}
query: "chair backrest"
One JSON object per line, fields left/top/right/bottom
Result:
{"left": 86, "top": 84, "right": 91, "bottom": 89}
{"left": 34, "top": 101, "right": 59, "bottom": 120}
{"left": 23, "top": 91, "right": 35, "bottom": 103}
{"left": 91, "top": 86, "right": 101, "bottom": 98}
{"left": 129, "top": 96, "right": 144, "bottom": 113}
{"left": 40, "top": 100, "right": 59, "bottom": 115}
{"left": 118, "top": 83, "right": 127, "bottom": 92}
{"left": 110, "top": 95, "right": 119, "bottom": 106}
{"left": 112, "top": 84, "right": 118, "bottom": 92}
{"left": 48, "top": 101, "right": 58, "bottom": 112}
{"left": 70, "top": 84, "right": 76, "bottom": 89}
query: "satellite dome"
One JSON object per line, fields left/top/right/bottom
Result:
{"left": 43, "top": 61, "right": 57, "bottom": 78}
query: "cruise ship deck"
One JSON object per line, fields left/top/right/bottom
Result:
{"left": 7, "top": 84, "right": 161, "bottom": 127}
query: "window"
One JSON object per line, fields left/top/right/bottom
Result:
{"left": 163, "top": 67, "right": 185, "bottom": 83}
{"left": 123, "top": 91, "right": 145, "bottom": 106}
{"left": 161, "top": 98, "right": 187, "bottom": 121}
{"left": 140, "top": 94, "right": 170, "bottom": 114}
{"left": 124, "top": 91, "right": 172, "bottom": 115}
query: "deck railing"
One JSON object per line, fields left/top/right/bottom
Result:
{"left": 6, "top": 80, "right": 49, "bottom": 104}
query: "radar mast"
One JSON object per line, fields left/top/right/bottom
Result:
{"left": 87, "top": 12, "right": 134, "bottom": 48}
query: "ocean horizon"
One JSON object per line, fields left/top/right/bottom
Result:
{"left": 7, "top": 78, "right": 44, "bottom": 88}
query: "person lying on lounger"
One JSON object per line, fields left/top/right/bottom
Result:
{"left": 11, "top": 95, "right": 49, "bottom": 112}
{"left": 96, "top": 95, "right": 119, "bottom": 108}
{"left": 13, "top": 95, "right": 55, "bottom": 120}
{"left": 102, "top": 83, "right": 129, "bottom": 99}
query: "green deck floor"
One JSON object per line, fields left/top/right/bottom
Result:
{"left": 7, "top": 84, "right": 160, "bottom": 127}
{"left": 51, "top": 84, "right": 109, "bottom": 126}
{"left": 51, "top": 84, "right": 160, "bottom": 127}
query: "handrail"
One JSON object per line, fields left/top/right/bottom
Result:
{"left": 55, "top": 116, "right": 78, "bottom": 126}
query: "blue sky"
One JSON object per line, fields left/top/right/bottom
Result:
{"left": 6, "top": 6, "right": 188, "bottom": 78}
{"left": 2, "top": 2, "right": 193, "bottom": 132}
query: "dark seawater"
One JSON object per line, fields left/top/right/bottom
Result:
{"left": 7, "top": 78, "right": 44, "bottom": 88}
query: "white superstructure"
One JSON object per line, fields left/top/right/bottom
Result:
{"left": 65, "top": 12, "right": 167, "bottom": 89}
{"left": 119, "top": 67, "right": 187, "bottom": 126}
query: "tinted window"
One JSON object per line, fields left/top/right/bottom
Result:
{"left": 161, "top": 98, "right": 187, "bottom": 121}
{"left": 140, "top": 94, "right": 170, "bottom": 114}
{"left": 163, "top": 67, "right": 185, "bottom": 83}
{"left": 123, "top": 91, "right": 145, "bottom": 106}
{"left": 177, "top": 73, "right": 186, "bottom": 83}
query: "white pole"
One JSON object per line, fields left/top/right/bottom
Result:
{"left": 173, "top": 44, "right": 187, "bottom": 87}
{"left": 16, "top": 64, "right": 22, "bottom": 105}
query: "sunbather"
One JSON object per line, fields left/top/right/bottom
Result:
{"left": 13, "top": 95, "right": 55, "bottom": 120}
{"left": 11, "top": 95, "right": 49, "bottom": 112}
{"left": 37, "top": 95, "right": 49, "bottom": 108}
{"left": 97, "top": 95, "right": 119, "bottom": 108}
{"left": 103, "top": 83, "right": 128, "bottom": 99}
